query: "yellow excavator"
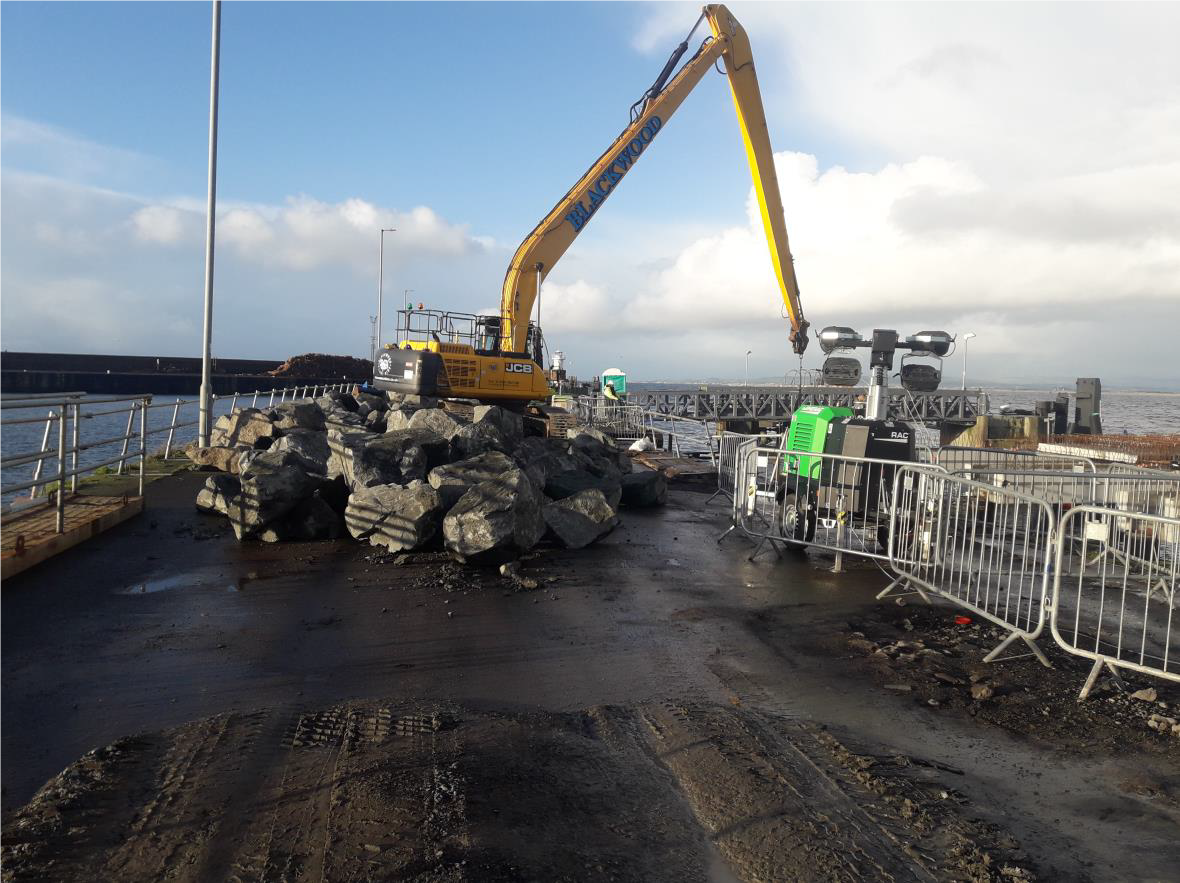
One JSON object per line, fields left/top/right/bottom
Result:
{"left": 373, "top": 4, "right": 810, "bottom": 404}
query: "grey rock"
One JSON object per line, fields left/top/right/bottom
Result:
{"left": 272, "top": 429, "right": 330, "bottom": 474}
{"left": 324, "top": 412, "right": 369, "bottom": 433}
{"left": 228, "top": 455, "right": 318, "bottom": 539}
{"left": 283, "top": 491, "right": 344, "bottom": 541}
{"left": 428, "top": 451, "right": 516, "bottom": 509}
{"left": 331, "top": 429, "right": 449, "bottom": 490}
{"left": 442, "top": 468, "right": 545, "bottom": 560}
{"left": 195, "top": 473, "right": 241, "bottom": 515}
{"left": 353, "top": 391, "right": 388, "bottom": 413}
{"left": 450, "top": 421, "right": 509, "bottom": 460}
{"left": 268, "top": 401, "right": 326, "bottom": 432}
{"left": 545, "top": 469, "right": 622, "bottom": 509}
{"left": 384, "top": 408, "right": 416, "bottom": 432}
{"left": 474, "top": 405, "right": 524, "bottom": 448}
{"left": 408, "top": 407, "right": 468, "bottom": 440}
{"left": 364, "top": 409, "right": 388, "bottom": 432}
{"left": 241, "top": 446, "right": 323, "bottom": 479}
{"left": 619, "top": 470, "right": 667, "bottom": 507}
{"left": 345, "top": 480, "right": 443, "bottom": 552}
{"left": 568, "top": 426, "right": 616, "bottom": 449}
{"left": 401, "top": 394, "right": 438, "bottom": 408}
{"left": 210, "top": 408, "right": 278, "bottom": 448}
{"left": 186, "top": 443, "right": 249, "bottom": 473}
{"left": 315, "top": 391, "right": 358, "bottom": 413}
{"left": 542, "top": 489, "right": 619, "bottom": 549}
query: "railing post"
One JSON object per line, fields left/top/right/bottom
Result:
{"left": 30, "top": 410, "right": 54, "bottom": 499}
{"left": 164, "top": 398, "right": 182, "bottom": 459}
{"left": 252, "top": 390, "right": 259, "bottom": 408}
{"left": 139, "top": 397, "right": 148, "bottom": 497}
{"left": 116, "top": 402, "right": 135, "bottom": 475}
{"left": 70, "top": 402, "right": 81, "bottom": 492}
{"left": 269, "top": 389, "right": 276, "bottom": 406}
{"left": 56, "top": 406, "right": 67, "bottom": 533}
{"left": 230, "top": 391, "right": 239, "bottom": 411}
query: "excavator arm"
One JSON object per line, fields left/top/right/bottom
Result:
{"left": 500, "top": 4, "right": 810, "bottom": 356}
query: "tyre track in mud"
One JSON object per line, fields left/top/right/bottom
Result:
{"left": 2, "top": 699, "right": 1031, "bottom": 882}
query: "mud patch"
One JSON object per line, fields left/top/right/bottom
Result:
{"left": 1, "top": 700, "right": 1035, "bottom": 882}
{"left": 835, "top": 600, "right": 1180, "bottom": 758}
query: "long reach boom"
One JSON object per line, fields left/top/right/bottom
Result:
{"left": 500, "top": 4, "right": 811, "bottom": 356}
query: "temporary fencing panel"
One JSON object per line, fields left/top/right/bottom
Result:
{"left": 886, "top": 466, "right": 1057, "bottom": 665}
{"left": 1051, "top": 506, "right": 1179, "bottom": 698}
{"left": 726, "top": 446, "right": 945, "bottom": 564}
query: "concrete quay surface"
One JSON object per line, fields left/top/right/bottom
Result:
{"left": 2, "top": 471, "right": 1178, "bottom": 881}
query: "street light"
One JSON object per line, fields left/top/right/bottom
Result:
{"left": 376, "top": 227, "right": 395, "bottom": 355}
{"left": 961, "top": 332, "right": 976, "bottom": 390}
{"left": 745, "top": 350, "right": 752, "bottom": 387}
{"left": 198, "top": 0, "right": 222, "bottom": 448}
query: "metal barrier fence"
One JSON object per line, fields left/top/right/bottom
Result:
{"left": 724, "top": 444, "right": 948, "bottom": 569}
{"left": 709, "top": 431, "right": 780, "bottom": 505}
{"left": 952, "top": 470, "right": 1179, "bottom": 519}
{"left": 1, "top": 394, "right": 150, "bottom": 532}
{"left": 885, "top": 466, "right": 1057, "bottom": 665}
{"left": 1051, "top": 505, "right": 1179, "bottom": 698}
{"left": 937, "top": 445, "right": 1096, "bottom": 475}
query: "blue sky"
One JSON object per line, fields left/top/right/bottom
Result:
{"left": 3, "top": 2, "right": 1179, "bottom": 387}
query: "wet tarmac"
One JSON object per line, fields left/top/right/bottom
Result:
{"left": 3, "top": 471, "right": 1178, "bottom": 880}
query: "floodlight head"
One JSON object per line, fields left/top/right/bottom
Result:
{"left": 817, "top": 325, "right": 863, "bottom": 355}
{"left": 905, "top": 330, "right": 953, "bottom": 357}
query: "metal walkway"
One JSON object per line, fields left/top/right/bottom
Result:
{"left": 634, "top": 386, "right": 987, "bottom": 422}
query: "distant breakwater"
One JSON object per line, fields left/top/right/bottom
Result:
{"left": 1, "top": 352, "right": 361, "bottom": 396}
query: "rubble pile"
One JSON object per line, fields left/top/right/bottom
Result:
{"left": 187, "top": 390, "right": 665, "bottom": 561}
{"left": 267, "top": 353, "right": 373, "bottom": 379}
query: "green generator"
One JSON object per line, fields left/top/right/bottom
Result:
{"left": 778, "top": 404, "right": 916, "bottom": 547}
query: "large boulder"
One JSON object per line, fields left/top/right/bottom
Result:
{"left": 620, "top": 470, "right": 668, "bottom": 507}
{"left": 474, "top": 405, "right": 524, "bottom": 449}
{"left": 186, "top": 443, "right": 248, "bottom": 473}
{"left": 271, "top": 429, "right": 330, "bottom": 474}
{"left": 324, "top": 411, "right": 369, "bottom": 433}
{"left": 283, "top": 491, "right": 344, "bottom": 541}
{"left": 512, "top": 437, "right": 581, "bottom": 488}
{"left": 442, "top": 468, "right": 545, "bottom": 561}
{"left": 345, "top": 480, "right": 444, "bottom": 552}
{"left": 315, "top": 391, "right": 358, "bottom": 414}
{"left": 195, "top": 473, "right": 241, "bottom": 516}
{"left": 268, "top": 401, "right": 326, "bottom": 432}
{"left": 545, "top": 469, "right": 622, "bottom": 510}
{"left": 568, "top": 426, "right": 616, "bottom": 448}
{"left": 330, "top": 429, "right": 448, "bottom": 490}
{"left": 353, "top": 391, "right": 388, "bottom": 414}
{"left": 408, "top": 407, "right": 468, "bottom": 440}
{"left": 450, "top": 421, "right": 509, "bottom": 460}
{"left": 364, "top": 409, "right": 388, "bottom": 432}
{"left": 543, "top": 489, "right": 619, "bottom": 549}
{"left": 210, "top": 408, "right": 278, "bottom": 448}
{"left": 384, "top": 407, "right": 416, "bottom": 432}
{"left": 228, "top": 455, "right": 318, "bottom": 539}
{"left": 428, "top": 451, "right": 516, "bottom": 509}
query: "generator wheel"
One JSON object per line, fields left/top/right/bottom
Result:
{"left": 782, "top": 493, "right": 816, "bottom": 547}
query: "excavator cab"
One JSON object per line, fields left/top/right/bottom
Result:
{"left": 373, "top": 308, "right": 551, "bottom": 404}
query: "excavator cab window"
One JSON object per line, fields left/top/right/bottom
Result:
{"left": 475, "top": 316, "right": 502, "bottom": 355}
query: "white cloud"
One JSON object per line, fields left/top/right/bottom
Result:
{"left": 217, "top": 196, "right": 482, "bottom": 273}
{"left": 131, "top": 205, "right": 188, "bottom": 245}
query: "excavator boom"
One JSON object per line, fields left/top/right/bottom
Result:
{"left": 501, "top": 4, "right": 810, "bottom": 356}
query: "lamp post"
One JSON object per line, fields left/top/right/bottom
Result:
{"left": 376, "top": 227, "right": 395, "bottom": 354}
{"left": 961, "top": 332, "right": 976, "bottom": 390}
{"left": 197, "top": 0, "right": 221, "bottom": 448}
{"left": 745, "top": 350, "right": 752, "bottom": 387}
